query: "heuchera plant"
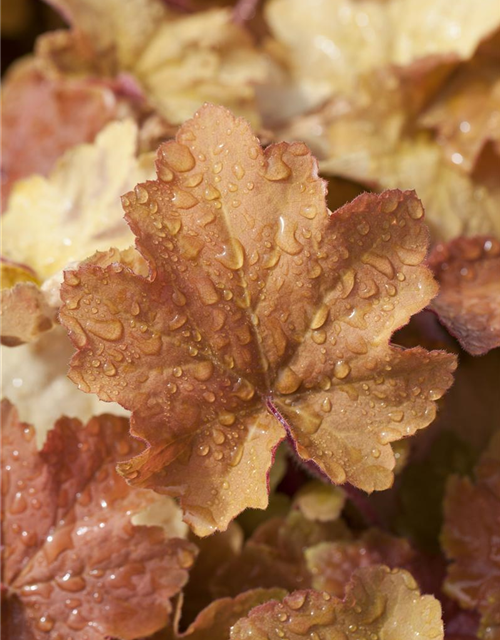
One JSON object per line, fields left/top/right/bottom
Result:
{"left": 59, "top": 104, "right": 456, "bottom": 536}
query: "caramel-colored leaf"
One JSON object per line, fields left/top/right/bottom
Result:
{"left": 231, "top": 565, "right": 444, "bottom": 640}
{"left": 1, "top": 282, "right": 56, "bottom": 346}
{"left": 293, "top": 480, "right": 345, "bottom": 523}
{"left": 420, "top": 56, "right": 500, "bottom": 172}
{"left": 266, "top": 0, "right": 500, "bottom": 107}
{"left": 1, "top": 400, "right": 197, "bottom": 640}
{"left": 1, "top": 58, "right": 118, "bottom": 210}
{"left": 429, "top": 236, "right": 500, "bottom": 355}
{"left": 60, "top": 104, "right": 455, "bottom": 535}
{"left": 305, "top": 529, "right": 416, "bottom": 597}
{"left": 212, "top": 510, "right": 350, "bottom": 598}
{"left": 442, "top": 433, "right": 500, "bottom": 638}
{"left": 170, "top": 589, "right": 287, "bottom": 640}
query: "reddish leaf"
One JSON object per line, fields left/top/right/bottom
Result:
{"left": 442, "top": 433, "right": 500, "bottom": 638}
{"left": 430, "top": 236, "right": 500, "bottom": 355}
{"left": 60, "top": 104, "right": 456, "bottom": 535}
{"left": 1, "top": 60, "right": 118, "bottom": 210}
{"left": 1, "top": 400, "right": 197, "bottom": 640}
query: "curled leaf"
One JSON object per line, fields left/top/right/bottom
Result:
{"left": 60, "top": 104, "right": 455, "bottom": 535}
{"left": 170, "top": 589, "right": 287, "bottom": 640}
{"left": 266, "top": 0, "right": 500, "bottom": 107}
{"left": 1, "top": 400, "right": 197, "bottom": 640}
{"left": 442, "top": 433, "right": 500, "bottom": 638}
{"left": 231, "top": 565, "right": 444, "bottom": 640}
{"left": 420, "top": 56, "right": 500, "bottom": 172}
{"left": 1, "top": 120, "right": 154, "bottom": 346}
{"left": 429, "top": 236, "right": 500, "bottom": 355}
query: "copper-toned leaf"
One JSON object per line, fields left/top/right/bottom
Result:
{"left": 442, "top": 433, "right": 500, "bottom": 638}
{"left": 169, "top": 589, "right": 287, "bottom": 640}
{"left": 429, "top": 236, "right": 500, "bottom": 355}
{"left": 1, "top": 58, "right": 119, "bottom": 209}
{"left": 231, "top": 565, "right": 444, "bottom": 640}
{"left": 212, "top": 511, "right": 350, "bottom": 598}
{"left": 60, "top": 104, "right": 455, "bottom": 535}
{"left": 1, "top": 400, "right": 197, "bottom": 640}
{"left": 305, "top": 529, "right": 416, "bottom": 597}
{"left": 1, "top": 282, "right": 56, "bottom": 346}
{"left": 420, "top": 57, "right": 500, "bottom": 172}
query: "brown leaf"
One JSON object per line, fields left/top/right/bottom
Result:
{"left": 231, "top": 565, "right": 444, "bottom": 640}
{"left": 1, "top": 400, "right": 197, "bottom": 640}
{"left": 442, "top": 433, "right": 500, "bottom": 638}
{"left": 168, "top": 589, "right": 287, "bottom": 640}
{"left": 60, "top": 104, "right": 456, "bottom": 535}
{"left": 429, "top": 236, "right": 500, "bottom": 355}
{"left": 1, "top": 282, "right": 56, "bottom": 347}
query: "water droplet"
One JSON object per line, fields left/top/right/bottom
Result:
{"left": 86, "top": 318, "right": 123, "bottom": 342}
{"left": 158, "top": 165, "right": 174, "bottom": 183}
{"left": 232, "top": 163, "right": 245, "bottom": 179}
{"left": 265, "top": 153, "right": 291, "bottom": 181}
{"left": 321, "top": 398, "right": 332, "bottom": 413}
{"left": 172, "top": 189, "right": 198, "bottom": 210}
{"left": 287, "top": 592, "right": 306, "bottom": 610}
{"left": 408, "top": 199, "right": 424, "bottom": 219}
{"left": 10, "top": 492, "right": 27, "bottom": 514}
{"left": 103, "top": 362, "right": 117, "bottom": 377}
{"left": 198, "top": 444, "right": 210, "bottom": 456}
{"left": 357, "top": 221, "right": 370, "bottom": 235}
{"left": 230, "top": 444, "right": 244, "bottom": 467}
{"left": 161, "top": 142, "right": 195, "bottom": 172}
{"left": 37, "top": 616, "right": 54, "bottom": 632}
{"left": 361, "top": 252, "right": 395, "bottom": 279}
{"left": 193, "top": 361, "right": 214, "bottom": 382}
{"left": 134, "top": 185, "right": 149, "bottom": 204}
{"left": 173, "top": 366, "right": 183, "bottom": 378}
{"left": 276, "top": 216, "right": 303, "bottom": 255}
{"left": 275, "top": 367, "right": 301, "bottom": 394}
{"left": 218, "top": 411, "right": 236, "bottom": 427}
{"left": 333, "top": 361, "right": 351, "bottom": 379}
{"left": 205, "top": 184, "right": 221, "bottom": 201}
{"left": 300, "top": 204, "right": 318, "bottom": 219}
{"left": 215, "top": 239, "right": 245, "bottom": 270}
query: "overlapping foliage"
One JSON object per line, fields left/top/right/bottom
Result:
{"left": 2, "top": 0, "right": 500, "bottom": 638}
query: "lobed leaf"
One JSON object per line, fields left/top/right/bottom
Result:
{"left": 60, "top": 104, "right": 456, "bottom": 535}
{"left": 429, "top": 236, "right": 500, "bottom": 355}
{"left": 231, "top": 565, "right": 444, "bottom": 640}
{"left": 442, "top": 433, "right": 500, "bottom": 638}
{"left": 1, "top": 400, "right": 197, "bottom": 640}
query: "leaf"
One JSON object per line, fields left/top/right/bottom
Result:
{"left": 1, "top": 326, "right": 129, "bottom": 449}
{"left": 293, "top": 480, "right": 345, "bottom": 523}
{"left": 60, "top": 104, "right": 456, "bottom": 536}
{"left": 1, "top": 120, "right": 154, "bottom": 346}
{"left": 442, "top": 432, "right": 500, "bottom": 638}
{"left": 45, "top": 0, "right": 269, "bottom": 126}
{"left": 265, "top": 0, "right": 500, "bottom": 108}
{"left": 212, "top": 510, "right": 350, "bottom": 598}
{"left": 305, "top": 529, "right": 416, "bottom": 597}
{"left": 230, "top": 565, "right": 444, "bottom": 640}
{"left": 2, "top": 119, "right": 153, "bottom": 281}
{"left": 1, "top": 400, "right": 197, "bottom": 640}
{"left": 1, "top": 58, "right": 119, "bottom": 210}
{"left": 168, "top": 589, "right": 287, "bottom": 640}
{"left": 420, "top": 56, "right": 500, "bottom": 172}
{"left": 429, "top": 236, "right": 500, "bottom": 355}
